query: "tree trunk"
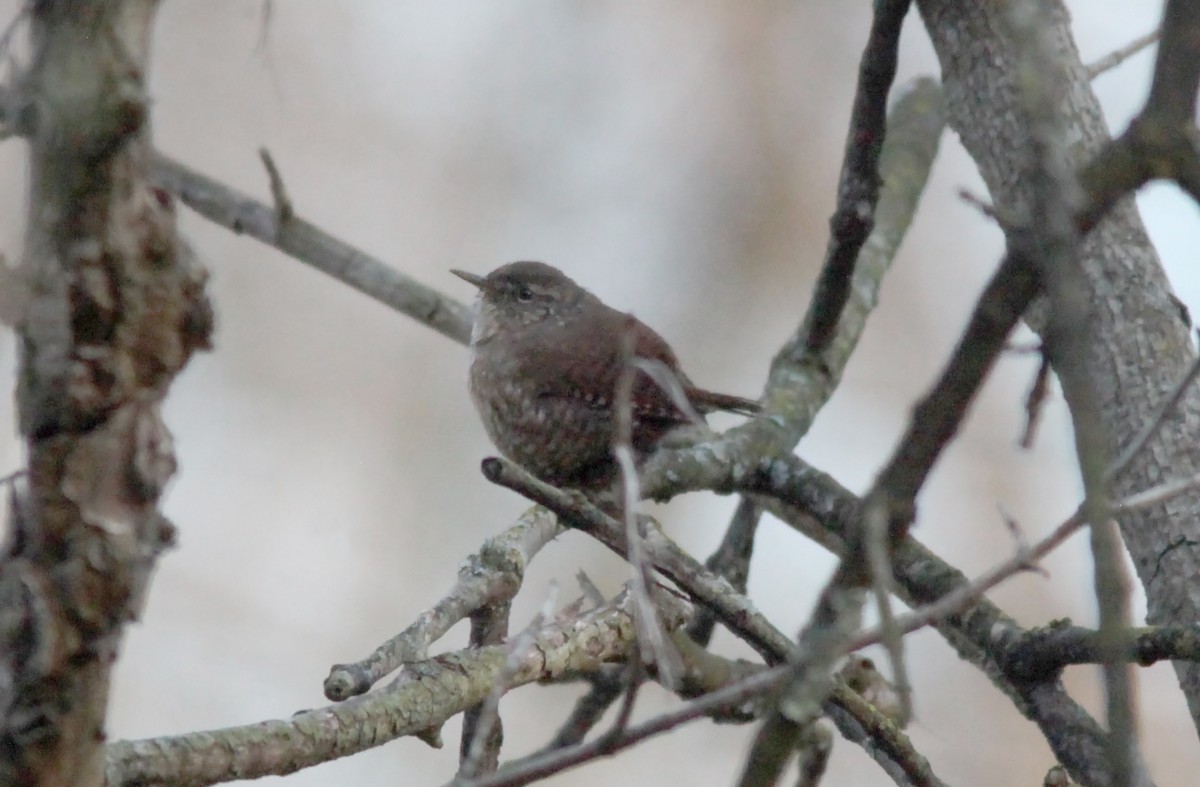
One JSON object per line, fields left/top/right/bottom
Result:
{"left": 0, "top": 2, "right": 211, "bottom": 784}
{"left": 918, "top": 0, "right": 1200, "bottom": 735}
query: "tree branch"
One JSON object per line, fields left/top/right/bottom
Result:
{"left": 106, "top": 587, "right": 686, "bottom": 787}
{"left": 324, "top": 507, "right": 562, "bottom": 701}
{"left": 1005, "top": 623, "right": 1200, "bottom": 682}
{"left": 803, "top": 0, "right": 911, "bottom": 352}
{"left": 151, "top": 154, "right": 473, "bottom": 344}
{"left": 481, "top": 458, "right": 935, "bottom": 786}
{"left": 1006, "top": 2, "right": 1136, "bottom": 781}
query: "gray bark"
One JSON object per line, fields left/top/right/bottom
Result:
{"left": 918, "top": 0, "right": 1200, "bottom": 735}
{"left": 0, "top": 2, "right": 211, "bottom": 785}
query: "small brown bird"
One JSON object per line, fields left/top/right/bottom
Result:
{"left": 452, "top": 262, "right": 759, "bottom": 488}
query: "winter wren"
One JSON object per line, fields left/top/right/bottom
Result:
{"left": 452, "top": 262, "right": 759, "bottom": 488}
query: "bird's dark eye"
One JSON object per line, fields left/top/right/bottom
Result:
{"left": 516, "top": 286, "right": 534, "bottom": 302}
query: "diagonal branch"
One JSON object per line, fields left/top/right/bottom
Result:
{"left": 152, "top": 154, "right": 473, "bottom": 344}
{"left": 1006, "top": 2, "right": 1137, "bottom": 783}
{"left": 803, "top": 0, "right": 912, "bottom": 352}
{"left": 645, "top": 443, "right": 1143, "bottom": 787}
{"left": 481, "top": 458, "right": 937, "bottom": 786}
{"left": 1144, "top": 0, "right": 1200, "bottom": 125}
{"left": 323, "top": 508, "right": 562, "bottom": 701}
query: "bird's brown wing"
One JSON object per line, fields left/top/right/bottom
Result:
{"left": 522, "top": 301, "right": 695, "bottom": 443}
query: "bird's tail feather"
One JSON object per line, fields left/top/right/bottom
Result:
{"left": 688, "top": 388, "right": 761, "bottom": 417}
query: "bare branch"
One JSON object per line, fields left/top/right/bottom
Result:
{"left": 1116, "top": 471, "right": 1200, "bottom": 512}
{"left": 1006, "top": 1, "right": 1137, "bottom": 781}
{"left": 615, "top": 320, "right": 683, "bottom": 689}
{"left": 324, "top": 508, "right": 561, "bottom": 701}
{"left": 542, "top": 668, "right": 627, "bottom": 751}
{"left": 737, "top": 490, "right": 877, "bottom": 787}
{"left": 480, "top": 458, "right": 932, "bottom": 784}
{"left": 864, "top": 500, "right": 912, "bottom": 726}
{"left": 1145, "top": 0, "right": 1200, "bottom": 125}
{"left": 1002, "top": 623, "right": 1200, "bottom": 681}
{"left": 457, "top": 583, "right": 558, "bottom": 781}
{"left": 804, "top": 0, "right": 912, "bottom": 352}
{"left": 1086, "top": 29, "right": 1160, "bottom": 80}
{"left": 794, "top": 721, "right": 834, "bottom": 787}
{"left": 258, "top": 147, "right": 294, "bottom": 223}
{"left": 463, "top": 662, "right": 940, "bottom": 787}
{"left": 1020, "top": 349, "right": 1051, "bottom": 449}
{"left": 152, "top": 154, "right": 474, "bottom": 345}
{"left": 725, "top": 450, "right": 1140, "bottom": 786}
{"left": 1078, "top": 1, "right": 1200, "bottom": 227}
{"left": 107, "top": 587, "right": 686, "bottom": 787}
{"left": 688, "top": 497, "right": 761, "bottom": 646}
{"left": 457, "top": 663, "right": 792, "bottom": 787}
{"left": 481, "top": 457, "right": 794, "bottom": 663}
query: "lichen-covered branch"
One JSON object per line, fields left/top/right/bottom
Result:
{"left": 105, "top": 587, "right": 684, "bottom": 787}
{"left": 323, "top": 508, "right": 562, "bottom": 701}
{"left": 481, "top": 459, "right": 936, "bottom": 786}
{"left": 802, "top": 0, "right": 912, "bottom": 353}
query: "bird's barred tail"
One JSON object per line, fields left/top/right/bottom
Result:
{"left": 688, "top": 388, "right": 762, "bottom": 417}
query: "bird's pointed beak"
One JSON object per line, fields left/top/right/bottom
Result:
{"left": 451, "top": 269, "right": 487, "bottom": 289}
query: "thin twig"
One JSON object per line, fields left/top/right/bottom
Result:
{"left": 255, "top": 0, "right": 275, "bottom": 54}
{"left": 459, "top": 601, "right": 514, "bottom": 776}
{"left": 1086, "top": 29, "right": 1161, "bottom": 80}
{"left": 1115, "top": 470, "right": 1200, "bottom": 512}
{"left": 0, "top": 2, "right": 28, "bottom": 65}
{"left": 258, "top": 147, "right": 294, "bottom": 223}
{"left": 957, "top": 188, "right": 1002, "bottom": 224}
{"left": 1009, "top": 0, "right": 1135, "bottom": 777}
{"left": 997, "top": 506, "right": 1049, "bottom": 577}
{"left": 543, "top": 668, "right": 627, "bottom": 751}
{"left": 575, "top": 571, "right": 606, "bottom": 609}
{"left": 1020, "top": 349, "right": 1052, "bottom": 449}
{"left": 632, "top": 358, "right": 706, "bottom": 426}
{"left": 457, "top": 583, "right": 559, "bottom": 782}
{"left": 688, "top": 497, "right": 762, "bottom": 646}
{"left": 598, "top": 662, "right": 643, "bottom": 745}
{"left": 324, "top": 508, "right": 561, "bottom": 701}
{"left": 615, "top": 319, "right": 682, "bottom": 689}
{"left": 863, "top": 502, "right": 912, "bottom": 725}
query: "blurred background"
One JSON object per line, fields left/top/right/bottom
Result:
{"left": 1, "top": 2, "right": 1197, "bottom": 784}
